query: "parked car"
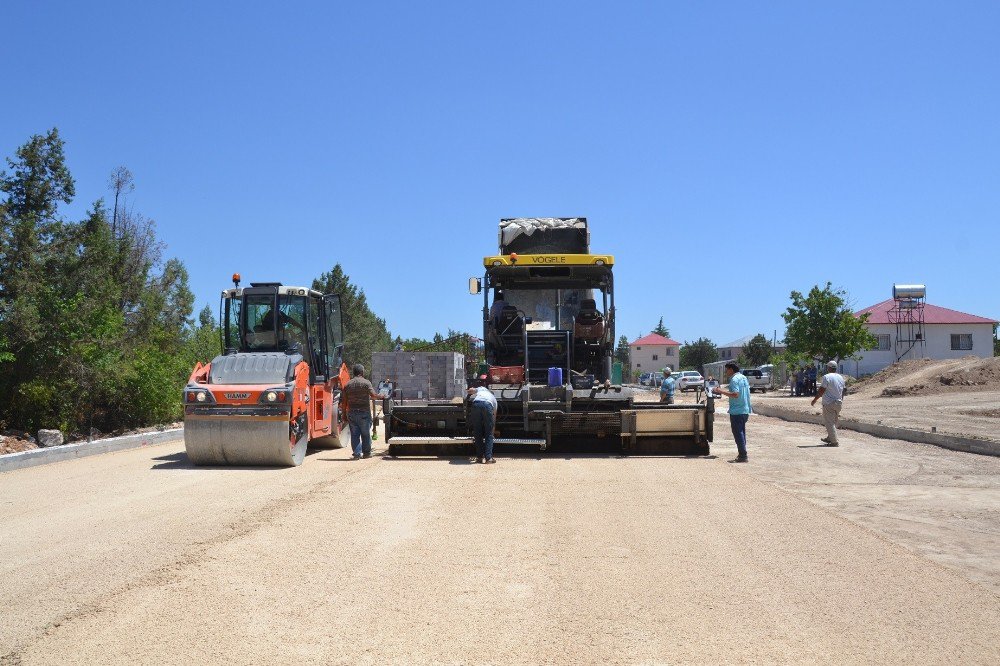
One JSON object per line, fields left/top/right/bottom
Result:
{"left": 638, "top": 372, "right": 653, "bottom": 386}
{"left": 675, "top": 371, "right": 704, "bottom": 392}
{"left": 744, "top": 366, "right": 775, "bottom": 392}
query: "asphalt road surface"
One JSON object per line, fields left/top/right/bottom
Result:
{"left": 2, "top": 417, "right": 998, "bottom": 664}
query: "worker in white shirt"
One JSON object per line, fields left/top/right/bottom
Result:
{"left": 466, "top": 384, "right": 498, "bottom": 464}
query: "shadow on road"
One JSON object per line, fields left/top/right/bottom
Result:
{"left": 378, "top": 453, "right": 718, "bottom": 462}
{"left": 151, "top": 448, "right": 325, "bottom": 471}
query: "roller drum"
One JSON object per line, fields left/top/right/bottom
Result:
{"left": 184, "top": 416, "right": 307, "bottom": 466}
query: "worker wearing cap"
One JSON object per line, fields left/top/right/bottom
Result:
{"left": 812, "top": 361, "right": 846, "bottom": 446}
{"left": 343, "top": 363, "right": 383, "bottom": 459}
{"left": 466, "top": 384, "right": 498, "bottom": 464}
{"left": 659, "top": 368, "right": 676, "bottom": 404}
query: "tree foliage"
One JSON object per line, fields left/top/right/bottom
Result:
{"left": 615, "top": 334, "right": 631, "bottom": 381}
{"left": 781, "top": 283, "right": 877, "bottom": 363}
{"left": 312, "top": 264, "right": 393, "bottom": 370}
{"left": 679, "top": 337, "right": 719, "bottom": 374}
{"left": 0, "top": 130, "right": 209, "bottom": 435}
{"left": 741, "top": 333, "right": 774, "bottom": 367}
{"left": 652, "top": 317, "right": 670, "bottom": 338}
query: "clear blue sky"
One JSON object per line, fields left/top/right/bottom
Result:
{"left": 4, "top": 1, "right": 998, "bottom": 346}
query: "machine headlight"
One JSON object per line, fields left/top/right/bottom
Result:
{"left": 266, "top": 391, "right": 278, "bottom": 402}
{"left": 196, "top": 392, "right": 207, "bottom": 402}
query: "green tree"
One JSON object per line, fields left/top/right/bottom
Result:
{"left": 615, "top": 334, "right": 631, "bottom": 381}
{"left": 741, "top": 333, "right": 774, "bottom": 367}
{"left": 0, "top": 131, "right": 198, "bottom": 435}
{"left": 312, "top": 264, "right": 393, "bottom": 369}
{"left": 781, "top": 283, "right": 877, "bottom": 364}
{"left": 679, "top": 337, "right": 719, "bottom": 374}
{"left": 652, "top": 317, "right": 670, "bottom": 338}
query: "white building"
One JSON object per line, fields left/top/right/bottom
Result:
{"left": 630, "top": 333, "right": 681, "bottom": 377}
{"left": 848, "top": 299, "right": 997, "bottom": 376}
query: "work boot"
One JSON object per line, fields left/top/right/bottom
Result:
{"left": 476, "top": 457, "right": 484, "bottom": 464}
{"left": 352, "top": 454, "right": 361, "bottom": 460}
{"left": 825, "top": 441, "right": 839, "bottom": 447}
{"left": 729, "top": 455, "right": 748, "bottom": 463}
{"left": 362, "top": 453, "right": 372, "bottom": 458}
{"left": 820, "top": 437, "right": 831, "bottom": 444}
{"left": 486, "top": 458, "right": 496, "bottom": 464}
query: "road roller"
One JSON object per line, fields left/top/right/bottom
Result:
{"left": 183, "top": 275, "right": 352, "bottom": 466}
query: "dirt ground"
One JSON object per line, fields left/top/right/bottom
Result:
{"left": 1, "top": 416, "right": 998, "bottom": 664}
{"left": 691, "top": 358, "right": 1000, "bottom": 444}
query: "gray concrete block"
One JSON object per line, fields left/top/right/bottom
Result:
{"left": 37, "top": 429, "right": 64, "bottom": 447}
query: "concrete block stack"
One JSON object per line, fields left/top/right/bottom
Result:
{"left": 371, "top": 352, "right": 467, "bottom": 401}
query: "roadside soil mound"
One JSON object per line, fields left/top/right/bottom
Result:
{"left": 852, "top": 357, "right": 1000, "bottom": 398}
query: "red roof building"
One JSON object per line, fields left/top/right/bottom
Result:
{"left": 846, "top": 299, "right": 998, "bottom": 376}
{"left": 631, "top": 333, "right": 681, "bottom": 347}
{"left": 856, "top": 299, "right": 998, "bottom": 326}
{"left": 629, "top": 333, "right": 681, "bottom": 377}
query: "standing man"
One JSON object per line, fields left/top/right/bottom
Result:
{"left": 714, "top": 362, "right": 752, "bottom": 463}
{"left": 812, "top": 360, "right": 846, "bottom": 447}
{"left": 343, "top": 363, "right": 383, "bottom": 459}
{"left": 467, "top": 384, "right": 498, "bottom": 464}
{"left": 659, "top": 368, "right": 676, "bottom": 404}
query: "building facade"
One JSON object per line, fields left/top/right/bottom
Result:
{"left": 630, "top": 333, "right": 681, "bottom": 377}
{"left": 848, "top": 300, "right": 997, "bottom": 376}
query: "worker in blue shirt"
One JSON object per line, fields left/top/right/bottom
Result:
{"left": 659, "top": 368, "right": 676, "bottom": 404}
{"left": 714, "top": 362, "right": 752, "bottom": 463}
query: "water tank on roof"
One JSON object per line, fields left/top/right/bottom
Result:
{"left": 893, "top": 284, "right": 926, "bottom": 300}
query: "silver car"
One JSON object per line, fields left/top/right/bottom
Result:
{"left": 675, "top": 371, "right": 704, "bottom": 392}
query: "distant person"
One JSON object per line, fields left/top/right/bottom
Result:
{"left": 806, "top": 366, "right": 818, "bottom": 395}
{"left": 795, "top": 369, "right": 806, "bottom": 397}
{"left": 343, "top": 363, "right": 383, "bottom": 459}
{"left": 714, "top": 362, "right": 752, "bottom": 463}
{"left": 489, "top": 289, "right": 507, "bottom": 325}
{"left": 812, "top": 361, "right": 846, "bottom": 447}
{"left": 705, "top": 375, "right": 719, "bottom": 398}
{"left": 659, "top": 368, "right": 676, "bottom": 404}
{"left": 467, "top": 384, "right": 498, "bottom": 464}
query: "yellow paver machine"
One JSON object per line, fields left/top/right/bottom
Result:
{"left": 385, "top": 218, "right": 713, "bottom": 456}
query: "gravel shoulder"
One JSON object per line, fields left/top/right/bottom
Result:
{"left": 754, "top": 390, "right": 1000, "bottom": 443}
{"left": 1, "top": 419, "right": 998, "bottom": 664}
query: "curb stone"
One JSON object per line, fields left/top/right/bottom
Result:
{"left": 752, "top": 404, "right": 1000, "bottom": 457}
{"left": 0, "top": 428, "right": 184, "bottom": 473}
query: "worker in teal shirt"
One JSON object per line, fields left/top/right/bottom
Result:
{"left": 714, "top": 362, "right": 752, "bottom": 463}
{"left": 659, "top": 368, "right": 676, "bottom": 404}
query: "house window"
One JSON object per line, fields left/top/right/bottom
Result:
{"left": 652, "top": 354, "right": 659, "bottom": 361}
{"left": 636, "top": 346, "right": 641, "bottom": 351}
{"left": 666, "top": 348, "right": 675, "bottom": 356}
{"left": 875, "top": 334, "right": 890, "bottom": 351}
{"left": 951, "top": 334, "right": 973, "bottom": 350}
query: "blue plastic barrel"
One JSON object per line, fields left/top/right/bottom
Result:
{"left": 548, "top": 367, "right": 563, "bottom": 387}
